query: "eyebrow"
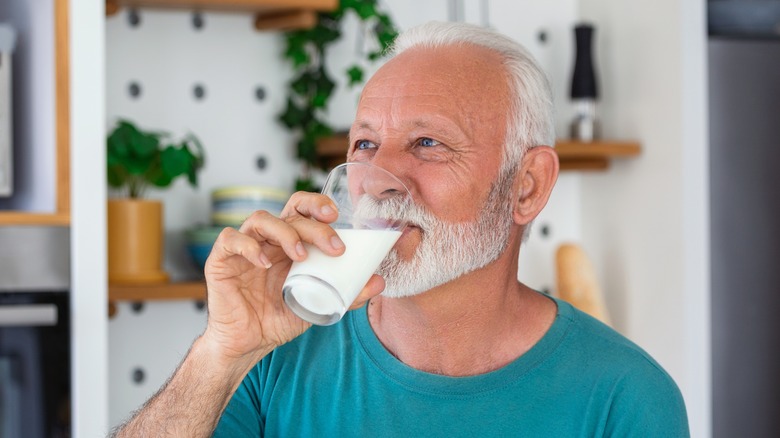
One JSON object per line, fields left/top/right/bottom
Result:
{"left": 350, "top": 115, "right": 467, "bottom": 143}
{"left": 353, "top": 121, "right": 375, "bottom": 131}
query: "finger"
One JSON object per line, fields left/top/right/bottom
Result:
{"left": 349, "top": 275, "right": 386, "bottom": 310}
{"left": 237, "top": 210, "right": 310, "bottom": 262}
{"left": 281, "top": 191, "right": 339, "bottom": 224}
{"left": 208, "top": 227, "right": 272, "bottom": 269}
{"left": 284, "top": 214, "right": 346, "bottom": 257}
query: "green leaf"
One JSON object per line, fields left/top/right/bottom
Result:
{"left": 311, "top": 69, "right": 335, "bottom": 108}
{"left": 311, "top": 91, "right": 329, "bottom": 108}
{"left": 107, "top": 164, "right": 126, "bottom": 188}
{"left": 295, "top": 177, "right": 317, "bottom": 192}
{"left": 309, "top": 22, "right": 341, "bottom": 46}
{"left": 291, "top": 71, "right": 314, "bottom": 96}
{"left": 345, "top": 65, "right": 364, "bottom": 86}
{"left": 185, "top": 133, "right": 206, "bottom": 170}
{"left": 297, "top": 136, "right": 317, "bottom": 163}
{"left": 124, "top": 154, "right": 155, "bottom": 176}
{"left": 284, "top": 33, "right": 310, "bottom": 67}
{"left": 160, "top": 145, "right": 190, "bottom": 179}
{"left": 279, "top": 98, "right": 308, "bottom": 129}
{"left": 356, "top": 2, "right": 377, "bottom": 20}
{"left": 106, "top": 119, "right": 205, "bottom": 196}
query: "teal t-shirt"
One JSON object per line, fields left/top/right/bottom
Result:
{"left": 214, "top": 297, "right": 689, "bottom": 437}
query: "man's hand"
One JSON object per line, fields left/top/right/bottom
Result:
{"left": 201, "top": 191, "right": 348, "bottom": 362}
{"left": 112, "top": 192, "right": 386, "bottom": 438}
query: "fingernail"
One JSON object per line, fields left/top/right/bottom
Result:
{"left": 330, "top": 235, "right": 344, "bottom": 250}
{"left": 321, "top": 205, "right": 335, "bottom": 216}
{"left": 259, "top": 253, "right": 272, "bottom": 269}
{"left": 295, "top": 242, "right": 307, "bottom": 258}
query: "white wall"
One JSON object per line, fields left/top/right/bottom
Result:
{"left": 578, "top": 0, "right": 710, "bottom": 436}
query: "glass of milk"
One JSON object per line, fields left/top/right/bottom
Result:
{"left": 282, "top": 162, "right": 410, "bottom": 325}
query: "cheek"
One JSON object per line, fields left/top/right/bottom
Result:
{"left": 411, "top": 179, "right": 485, "bottom": 223}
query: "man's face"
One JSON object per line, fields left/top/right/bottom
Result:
{"left": 347, "top": 44, "right": 515, "bottom": 295}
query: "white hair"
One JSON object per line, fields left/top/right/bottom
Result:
{"left": 389, "top": 21, "right": 555, "bottom": 172}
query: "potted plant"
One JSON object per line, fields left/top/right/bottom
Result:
{"left": 106, "top": 119, "right": 205, "bottom": 284}
{"left": 278, "top": 0, "right": 397, "bottom": 191}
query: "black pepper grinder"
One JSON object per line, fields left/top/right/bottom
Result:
{"left": 570, "top": 23, "right": 599, "bottom": 142}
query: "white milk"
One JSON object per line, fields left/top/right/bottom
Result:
{"left": 284, "top": 228, "right": 401, "bottom": 324}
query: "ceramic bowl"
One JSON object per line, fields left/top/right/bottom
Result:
{"left": 185, "top": 226, "right": 225, "bottom": 271}
{"left": 210, "top": 186, "right": 289, "bottom": 227}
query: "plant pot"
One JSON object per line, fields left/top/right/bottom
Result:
{"left": 108, "top": 199, "right": 169, "bottom": 284}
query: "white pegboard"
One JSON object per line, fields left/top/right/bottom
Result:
{"left": 518, "top": 173, "right": 582, "bottom": 294}
{"left": 107, "top": 1, "right": 584, "bottom": 429}
{"left": 106, "top": 9, "right": 299, "bottom": 281}
{"left": 108, "top": 301, "right": 208, "bottom": 427}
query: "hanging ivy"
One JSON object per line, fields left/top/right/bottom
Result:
{"left": 278, "top": 0, "right": 398, "bottom": 191}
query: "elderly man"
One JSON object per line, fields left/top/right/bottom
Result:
{"left": 114, "top": 21, "right": 688, "bottom": 437}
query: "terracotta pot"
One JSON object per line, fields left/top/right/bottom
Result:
{"left": 108, "top": 199, "right": 169, "bottom": 284}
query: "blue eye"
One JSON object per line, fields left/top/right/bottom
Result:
{"left": 419, "top": 137, "right": 440, "bottom": 147}
{"left": 356, "top": 140, "right": 376, "bottom": 150}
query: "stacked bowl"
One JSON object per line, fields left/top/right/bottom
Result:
{"left": 186, "top": 186, "right": 290, "bottom": 272}
{"left": 210, "top": 186, "right": 289, "bottom": 227}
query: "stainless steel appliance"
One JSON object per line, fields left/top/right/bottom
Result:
{"left": 709, "top": 2, "right": 780, "bottom": 436}
{"left": 0, "top": 292, "right": 70, "bottom": 437}
{"left": 0, "top": 24, "right": 15, "bottom": 197}
{"left": 0, "top": 227, "right": 71, "bottom": 437}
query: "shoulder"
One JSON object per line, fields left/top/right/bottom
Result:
{"left": 554, "top": 298, "right": 671, "bottom": 375}
{"left": 553, "top": 299, "right": 690, "bottom": 435}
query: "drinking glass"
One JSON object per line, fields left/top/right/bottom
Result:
{"left": 282, "top": 162, "right": 411, "bottom": 325}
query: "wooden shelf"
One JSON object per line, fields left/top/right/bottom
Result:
{"left": 108, "top": 281, "right": 207, "bottom": 318}
{"left": 316, "top": 135, "right": 641, "bottom": 172}
{"left": 105, "top": 0, "right": 338, "bottom": 30}
{"left": 0, "top": 212, "right": 70, "bottom": 226}
{"left": 555, "top": 139, "right": 641, "bottom": 171}
{"left": 109, "top": 281, "right": 207, "bottom": 301}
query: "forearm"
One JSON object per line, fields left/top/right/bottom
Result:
{"left": 112, "top": 335, "right": 270, "bottom": 437}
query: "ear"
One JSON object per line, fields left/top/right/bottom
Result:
{"left": 512, "top": 146, "right": 560, "bottom": 226}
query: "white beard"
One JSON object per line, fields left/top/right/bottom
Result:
{"left": 372, "top": 168, "right": 517, "bottom": 298}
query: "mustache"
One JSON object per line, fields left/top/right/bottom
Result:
{"left": 352, "top": 194, "right": 436, "bottom": 231}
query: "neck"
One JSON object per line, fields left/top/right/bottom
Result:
{"left": 368, "top": 243, "right": 557, "bottom": 377}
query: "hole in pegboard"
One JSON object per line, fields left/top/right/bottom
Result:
{"left": 537, "top": 29, "right": 548, "bottom": 44}
{"left": 132, "top": 367, "right": 145, "bottom": 385}
{"left": 192, "top": 11, "right": 205, "bottom": 30}
{"left": 194, "top": 300, "right": 206, "bottom": 312}
{"left": 255, "top": 86, "right": 266, "bottom": 102}
{"left": 540, "top": 224, "right": 551, "bottom": 238}
{"left": 128, "top": 9, "right": 141, "bottom": 28}
{"left": 256, "top": 155, "right": 267, "bottom": 171}
{"left": 131, "top": 301, "right": 145, "bottom": 314}
{"left": 128, "top": 81, "right": 142, "bottom": 99}
{"left": 193, "top": 83, "right": 206, "bottom": 100}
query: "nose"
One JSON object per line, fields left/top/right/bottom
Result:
{"left": 361, "top": 170, "right": 407, "bottom": 200}
{"left": 359, "top": 145, "right": 413, "bottom": 200}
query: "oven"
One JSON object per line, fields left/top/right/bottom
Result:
{"left": 0, "top": 292, "right": 70, "bottom": 437}
{"left": 0, "top": 226, "right": 71, "bottom": 437}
